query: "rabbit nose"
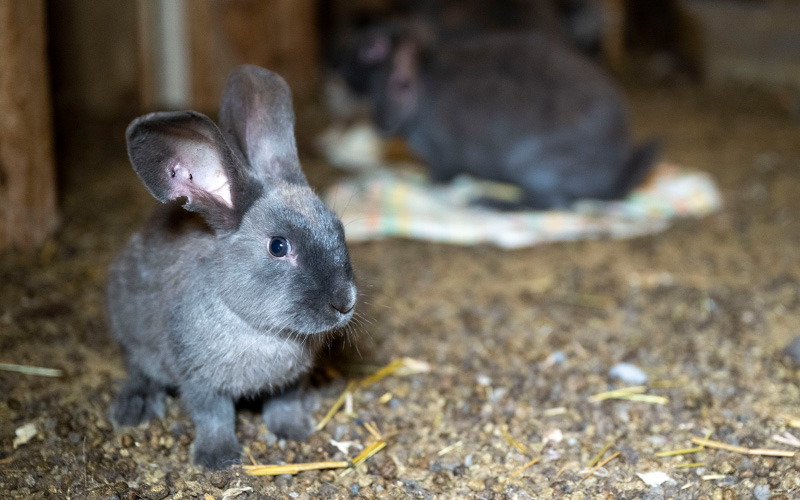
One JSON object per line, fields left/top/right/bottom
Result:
{"left": 330, "top": 285, "right": 356, "bottom": 314}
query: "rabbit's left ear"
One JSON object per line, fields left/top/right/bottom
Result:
{"left": 386, "top": 39, "right": 422, "bottom": 119}
{"left": 126, "top": 110, "right": 255, "bottom": 232}
{"left": 219, "top": 65, "right": 307, "bottom": 187}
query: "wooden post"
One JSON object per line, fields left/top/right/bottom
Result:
{"left": 188, "top": 0, "right": 321, "bottom": 113}
{"left": 601, "top": 0, "right": 626, "bottom": 73}
{"left": 0, "top": 0, "right": 58, "bottom": 251}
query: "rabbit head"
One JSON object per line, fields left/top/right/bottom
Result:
{"left": 343, "top": 26, "right": 427, "bottom": 134}
{"left": 373, "top": 36, "right": 424, "bottom": 134}
{"left": 125, "top": 65, "right": 356, "bottom": 337}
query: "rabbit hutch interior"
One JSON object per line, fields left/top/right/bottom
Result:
{"left": 2, "top": 0, "right": 800, "bottom": 498}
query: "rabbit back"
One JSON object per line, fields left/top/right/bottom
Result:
{"left": 374, "top": 33, "right": 655, "bottom": 207}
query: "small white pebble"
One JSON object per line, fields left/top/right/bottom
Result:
{"left": 754, "top": 484, "right": 771, "bottom": 500}
{"left": 13, "top": 423, "right": 37, "bottom": 449}
{"left": 637, "top": 471, "right": 675, "bottom": 487}
{"left": 476, "top": 374, "right": 492, "bottom": 386}
{"left": 543, "top": 351, "right": 566, "bottom": 368}
{"left": 464, "top": 454, "right": 473, "bottom": 467}
{"left": 543, "top": 428, "right": 563, "bottom": 445}
{"left": 609, "top": 362, "right": 648, "bottom": 384}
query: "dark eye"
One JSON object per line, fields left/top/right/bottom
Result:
{"left": 268, "top": 237, "right": 289, "bottom": 258}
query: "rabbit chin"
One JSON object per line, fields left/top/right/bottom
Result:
{"left": 291, "top": 310, "right": 355, "bottom": 336}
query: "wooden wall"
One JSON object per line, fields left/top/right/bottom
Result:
{"left": 136, "top": 0, "right": 321, "bottom": 113}
{"left": 0, "top": 0, "right": 58, "bottom": 251}
{"left": 191, "top": 0, "right": 320, "bottom": 111}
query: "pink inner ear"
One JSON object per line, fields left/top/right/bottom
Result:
{"left": 166, "top": 145, "right": 233, "bottom": 207}
{"left": 360, "top": 35, "right": 390, "bottom": 64}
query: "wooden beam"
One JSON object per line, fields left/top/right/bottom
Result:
{"left": 187, "top": 0, "right": 321, "bottom": 113}
{"left": 0, "top": 0, "right": 58, "bottom": 251}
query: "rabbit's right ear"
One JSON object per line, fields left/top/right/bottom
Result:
{"left": 126, "top": 111, "right": 255, "bottom": 232}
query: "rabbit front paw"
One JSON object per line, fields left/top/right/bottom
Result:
{"left": 193, "top": 439, "right": 242, "bottom": 469}
{"left": 265, "top": 412, "right": 314, "bottom": 442}
{"left": 263, "top": 387, "right": 314, "bottom": 442}
{"left": 111, "top": 373, "right": 165, "bottom": 427}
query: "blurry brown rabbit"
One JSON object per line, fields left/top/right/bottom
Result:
{"left": 107, "top": 65, "right": 356, "bottom": 469}
{"left": 353, "top": 30, "right": 657, "bottom": 209}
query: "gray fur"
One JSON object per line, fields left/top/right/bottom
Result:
{"left": 362, "top": 31, "right": 658, "bottom": 209}
{"left": 107, "top": 65, "right": 356, "bottom": 469}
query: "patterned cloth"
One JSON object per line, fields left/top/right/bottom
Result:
{"left": 323, "top": 162, "right": 723, "bottom": 248}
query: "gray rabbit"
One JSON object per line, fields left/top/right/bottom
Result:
{"left": 355, "top": 30, "right": 657, "bottom": 209}
{"left": 106, "top": 65, "right": 357, "bottom": 469}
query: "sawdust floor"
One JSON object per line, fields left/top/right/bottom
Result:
{"left": 2, "top": 83, "right": 800, "bottom": 500}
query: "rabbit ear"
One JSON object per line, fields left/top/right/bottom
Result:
{"left": 126, "top": 110, "right": 255, "bottom": 232}
{"left": 358, "top": 32, "right": 392, "bottom": 65}
{"left": 219, "top": 65, "right": 307, "bottom": 186}
{"left": 387, "top": 39, "right": 421, "bottom": 117}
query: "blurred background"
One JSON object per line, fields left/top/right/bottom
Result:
{"left": 2, "top": 0, "right": 800, "bottom": 251}
{"left": 3, "top": 3, "right": 800, "bottom": 496}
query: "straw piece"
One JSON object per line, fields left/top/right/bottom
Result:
{"left": 773, "top": 432, "right": 800, "bottom": 448}
{"left": 437, "top": 441, "right": 463, "bottom": 456}
{"left": 674, "top": 462, "right": 705, "bottom": 469}
{"left": 363, "top": 421, "right": 383, "bottom": 441}
{"left": 243, "top": 460, "right": 350, "bottom": 476}
{"left": 597, "top": 451, "right": 620, "bottom": 468}
{"left": 340, "top": 441, "right": 387, "bottom": 477}
{"left": 359, "top": 357, "right": 430, "bottom": 388}
{"left": 690, "top": 437, "right": 795, "bottom": 457}
{"left": 614, "top": 394, "right": 668, "bottom": 404}
{"left": 244, "top": 440, "right": 387, "bottom": 477}
{"left": 352, "top": 440, "right": 387, "bottom": 468}
{"left": 502, "top": 457, "right": 540, "bottom": 483}
{"left": 315, "top": 380, "right": 356, "bottom": 431}
{"left": 588, "top": 386, "right": 646, "bottom": 402}
{"left": 778, "top": 413, "right": 800, "bottom": 429}
{"left": 501, "top": 426, "right": 527, "bottom": 454}
{"left": 360, "top": 359, "right": 403, "bottom": 388}
{"left": 657, "top": 430, "right": 713, "bottom": 457}
{"left": 657, "top": 446, "right": 703, "bottom": 457}
{"left": 344, "top": 392, "right": 356, "bottom": 418}
{"left": 584, "top": 451, "right": 620, "bottom": 479}
{"left": 0, "top": 362, "right": 63, "bottom": 377}
{"left": 587, "top": 441, "right": 613, "bottom": 469}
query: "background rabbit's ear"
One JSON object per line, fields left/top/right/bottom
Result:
{"left": 387, "top": 39, "right": 422, "bottom": 118}
{"left": 358, "top": 31, "right": 392, "bottom": 65}
{"left": 219, "top": 65, "right": 307, "bottom": 186}
{"left": 126, "top": 110, "right": 253, "bottom": 231}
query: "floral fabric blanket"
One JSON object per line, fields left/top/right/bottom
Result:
{"left": 323, "top": 162, "right": 722, "bottom": 248}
